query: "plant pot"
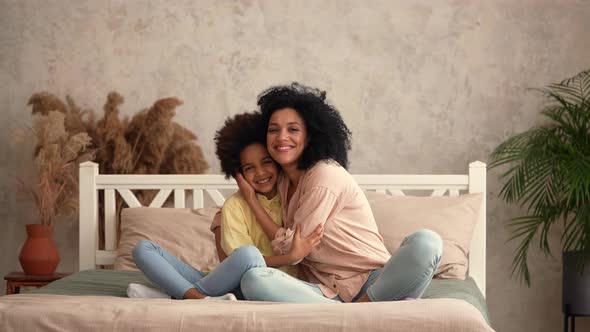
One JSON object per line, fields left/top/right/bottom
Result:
{"left": 562, "top": 251, "right": 590, "bottom": 315}
{"left": 18, "top": 224, "right": 60, "bottom": 276}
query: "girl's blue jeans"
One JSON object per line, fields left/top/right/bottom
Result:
{"left": 133, "top": 240, "right": 265, "bottom": 299}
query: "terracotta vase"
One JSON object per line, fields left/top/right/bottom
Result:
{"left": 18, "top": 224, "right": 60, "bottom": 275}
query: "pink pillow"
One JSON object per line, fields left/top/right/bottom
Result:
{"left": 114, "top": 207, "right": 220, "bottom": 272}
{"left": 365, "top": 192, "right": 483, "bottom": 279}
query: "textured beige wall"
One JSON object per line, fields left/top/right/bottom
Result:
{"left": 1, "top": 1, "right": 589, "bottom": 331}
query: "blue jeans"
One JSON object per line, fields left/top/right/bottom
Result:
{"left": 240, "top": 229, "right": 443, "bottom": 302}
{"left": 133, "top": 240, "right": 266, "bottom": 299}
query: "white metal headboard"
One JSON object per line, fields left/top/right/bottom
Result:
{"left": 79, "top": 161, "right": 486, "bottom": 297}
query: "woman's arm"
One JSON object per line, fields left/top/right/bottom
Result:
{"left": 271, "top": 186, "right": 338, "bottom": 255}
{"left": 217, "top": 205, "right": 323, "bottom": 267}
{"left": 264, "top": 224, "right": 323, "bottom": 266}
{"left": 235, "top": 173, "right": 334, "bottom": 258}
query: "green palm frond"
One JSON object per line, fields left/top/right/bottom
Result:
{"left": 562, "top": 212, "right": 584, "bottom": 252}
{"left": 506, "top": 215, "right": 545, "bottom": 285}
{"left": 490, "top": 69, "right": 590, "bottom": 286}
{"left": 546, "top": 69, "right": 590, "bottom": 105}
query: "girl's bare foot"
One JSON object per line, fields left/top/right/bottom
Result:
{"left": 183, "top": 288, "right": 207, "bottom": 299}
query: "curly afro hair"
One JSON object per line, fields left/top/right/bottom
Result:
{"left": 257, "top": 82, "right": 352, "bottom": 170}
{"left": 214, "top": 112, "right": 267, "bottom": 179}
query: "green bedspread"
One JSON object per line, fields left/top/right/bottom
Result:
{"left": 30, "top": 269, "right": 490, "bottom": 324}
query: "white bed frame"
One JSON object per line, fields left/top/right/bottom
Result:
{"left": 79, "top": 161, "right": 487, "bottom": 297}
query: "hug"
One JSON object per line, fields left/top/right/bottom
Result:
{"left": 130, "top": 82, "right": 443, "bottom": 303}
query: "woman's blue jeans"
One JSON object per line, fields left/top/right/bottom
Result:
{"left": 133, "top": 240, "right": 266, "bottom": 299}
{"left": 240, "top": 229, "right": 443, "bottom": 303}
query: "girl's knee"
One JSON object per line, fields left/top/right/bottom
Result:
{"left": 233, "top": 245, "right": 265, "bottom": 266}
{"left": 132, "top": 239, "right": 156, "bottom": 261}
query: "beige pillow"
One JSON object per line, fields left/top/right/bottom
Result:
{"left": 365, "top": 192, "right": 483, "bottom": 279}
{"left": 114, "top": 207, "right": 220, "bottom": 272}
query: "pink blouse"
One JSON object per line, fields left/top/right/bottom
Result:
{"left": 271, "top": 160, "right": 391, "bottom": 302}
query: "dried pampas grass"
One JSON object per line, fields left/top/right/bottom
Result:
{"left": 92, "top": 91, "right": 208, "bottom": 178}
{"left": 19, "top": 93, "right": 95, "bottom": 225}
{"left": 20, "top": 91, "right": 209, "bottom": 227}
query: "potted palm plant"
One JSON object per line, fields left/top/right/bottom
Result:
{"left": 489, "top": 69, "right": 590, "bottom": 317}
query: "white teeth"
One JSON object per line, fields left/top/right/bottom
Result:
{"left": 277, "top": 146, "right": 291, "bottom": 151}
{"left": 256, "top": 178, "right": 270, "bottom": 184}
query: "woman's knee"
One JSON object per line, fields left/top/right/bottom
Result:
{"left": 241, "top": 267, "right": 267, "bottom": 287}
{"left": 232, "top": 245, "right": 265, "bottom": 267}
{"left": 240, "top": 267, "right": 273, "bottom": 300}
{"left": 405, "top": 229, "right": 443, "bottom": 262}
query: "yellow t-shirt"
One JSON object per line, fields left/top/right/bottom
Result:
{"left": 221, "top": 192, "right": 298, "bottom": 277}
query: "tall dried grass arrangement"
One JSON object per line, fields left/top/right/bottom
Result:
{"left": 20, "top": 91, "right": 209, "bottom": 227}
{"left": 19, "top": 93, "right": 95, "bottom": 225}
{"left": 92, "top": 92, "right": 209, "bottom": 177}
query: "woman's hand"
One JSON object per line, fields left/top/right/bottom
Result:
{"left": 234, "top": 173, "right": 256, "bottom": 202}
{"left": 288, "top": 224, "right": 324, "bottom": 263}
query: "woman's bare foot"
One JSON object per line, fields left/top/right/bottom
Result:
{"left": 355, "top": 293, "right": 371, "bottom": 302}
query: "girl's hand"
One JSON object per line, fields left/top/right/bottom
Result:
{"left": 234, "top": 173, "right": 256, "bottom": 202}
{"left": 288, "top": 224, "right": 324, "bottom": 263}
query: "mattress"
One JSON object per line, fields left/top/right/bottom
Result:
{"left": 0, "top": 269, "right": 493, "bottom": 332}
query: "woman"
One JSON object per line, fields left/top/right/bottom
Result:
{"left": 236, "top": 83, "right": 443, "bottom": 303}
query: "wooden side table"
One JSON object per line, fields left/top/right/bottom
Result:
{"left": 4, "top": 272, "right": 70, "bottom": 295}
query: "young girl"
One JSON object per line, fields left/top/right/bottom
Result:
{"left": 129, "top": 112, "right": 320, "bottom": 300}
{"left": 212, "top": 112, "right": 300, "bottom": 277}
{"left": 237, "top": 83, "right": 444, "bottom": 303}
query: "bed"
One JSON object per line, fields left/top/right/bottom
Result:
{"left": 0, "top": 161, "right": 494, "bottom": 332}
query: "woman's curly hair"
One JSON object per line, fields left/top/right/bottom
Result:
{"left": 214, "top": 112, "right": 266, "bottom": 179}
{"left": 257, "top": 82, "right": 352, "bottom": 170}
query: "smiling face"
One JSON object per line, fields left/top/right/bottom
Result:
{"left": 239, "top": 143, "right": 278, "bottom": 199}
{"left": 266, "top": 108, "right": 308, "bottom": 170}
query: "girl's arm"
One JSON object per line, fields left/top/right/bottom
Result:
{"left": 211, "top": 212, "right": 228, "bottom": 262}
{"left": 213, "top": 227, "right": 228, "bottom": 262}
{"left": 235, "top": 173, "right": 280, "bottom": 240}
